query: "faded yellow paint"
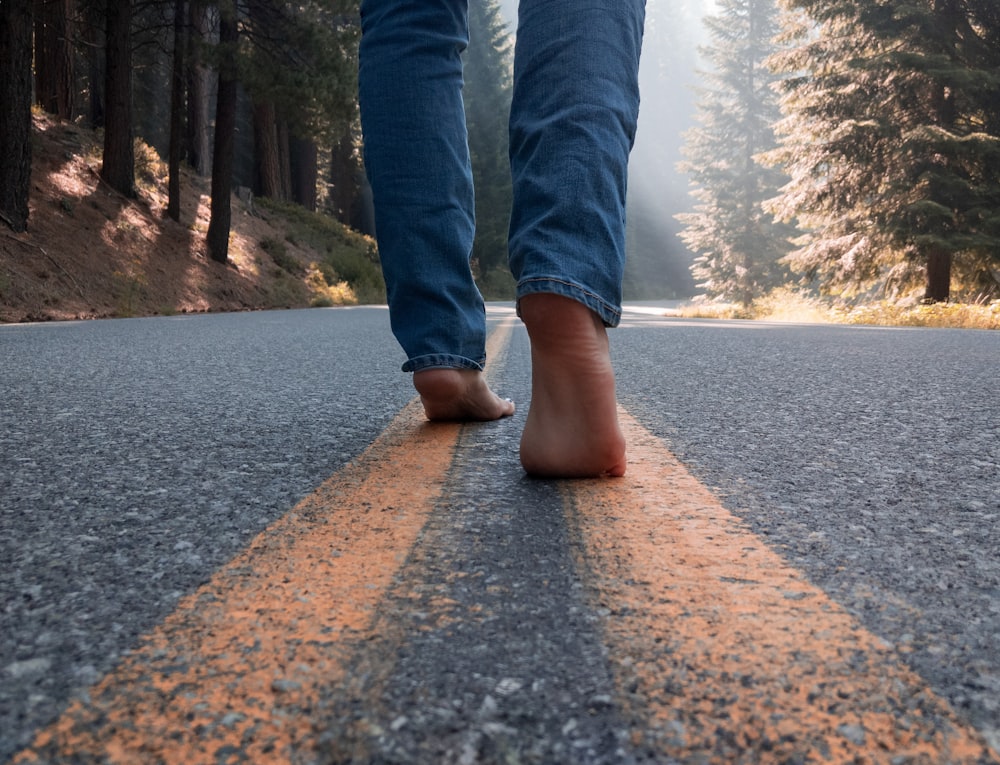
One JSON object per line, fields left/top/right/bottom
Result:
{"left": 16, "top": 400, "right": 454, "bottom": 764}
{"left": 15, "top": 319, "right": 515, "bottom": 765}
{"left": 14, "top": 315, "right": 996, "bottom": 764}
{"left": 566, "top": 409, "right": 997, "bottom": 764}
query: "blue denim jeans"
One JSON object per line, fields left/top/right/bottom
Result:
{"left": 358, "top": 0, "right": 645, "bottom": 373}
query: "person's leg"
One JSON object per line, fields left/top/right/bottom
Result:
{"left": 358, "top": 0, "right": 513, "bottom": 421}
{"left": 509, "top": 0, "right": 645, "bottom": 476}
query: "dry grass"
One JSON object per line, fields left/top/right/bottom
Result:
{"left": 834, "top": 300, "right": 1000, "bottom": 330}
{"left": 678, "top": 288, "right": 1000, "bottom": 330}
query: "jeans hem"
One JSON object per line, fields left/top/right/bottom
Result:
{"left": 402, "top": 353, "right": 486, "bottom": 373}
{"left": 515, "top": 278, "right": 622, "bottom": 328}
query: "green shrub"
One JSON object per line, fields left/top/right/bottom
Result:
{"left": 260, "top": 237, "right": 303, "bottom": 275}
{"left": 257, "top": 198, "right": 384, "bottom": 303}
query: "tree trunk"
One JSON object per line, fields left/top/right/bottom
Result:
{"left": 921, "top": 2, "right": 959, "bottom": 304}
{"left": 34, "top": 0, "right": 75, "bottom": 119}
{"left": 328, "top": 128, "right": 358, "bottom": 226}
{"left": 924, "top": 248, "right": 952, "bottom": 302}
{"left": 277, "top": 118, "right": 293, "bottom": 201}
{"left": 82, "top": 2, "right": 104, "bottom": 127}
{"left": 290, "top": 135, "right": 317, "bottom": 211}
{"left": 185, "top": 0, "right": 212, "bottom": 177}
{"left": 167, "top": 0, "right": 186, "bottom": 221}
{"left": 101, "top": 0, "right": 135, "bottom": 197}
{"left": 329, "top": 129, "right": 376, "bottom": 235}
{"left": 0, "top": 0, "right": 33, "bottom": 232}
{"left": 253, "top": 101, "right": 283, "bottom": 199}
{"left": 207, "top": 1, "right": 238, "bottom": 264}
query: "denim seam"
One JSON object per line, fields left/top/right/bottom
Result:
{"left": 516, "top": 277, "right": 622, "bottom": 326}
{"left": 402, "top": 353, "right": 485, "bottom": 374}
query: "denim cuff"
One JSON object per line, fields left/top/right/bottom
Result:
{"left": 402, "top": 353, "right": 486, "bottom": 373}
{"left": 515, "top": 277, "right": 622, "bottom": 328}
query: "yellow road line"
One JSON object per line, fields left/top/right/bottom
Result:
{"left": 15, "top": 320, "right": 514, "bottom": 765}
{"left": 15, "top": 316, "right": 996, "bottom": 764}
{"left": 565, "top": 408, "right": 997, "bottom": 763}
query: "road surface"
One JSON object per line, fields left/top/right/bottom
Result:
{"left": 1, "top": 305, "right": 997, "bottom": 763}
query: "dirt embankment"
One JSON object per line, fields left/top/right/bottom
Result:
{"left": 1, "top": 114, "right": 332, "bottom": 323}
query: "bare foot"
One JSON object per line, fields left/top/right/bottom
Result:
{"left": 413, "top": 368, "right": 515, "bottom": 422}
{"left": 519, "top": 293, "right": 626, "bottom": 478}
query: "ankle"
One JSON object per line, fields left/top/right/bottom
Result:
{"left": 412, "top": 368, "right": 465, "bottom": 401}
{"left": 520, "top": 292, "right": 599, "bottom": 329}
{"left": 520, "top": 294, "right": 607, "bottom": 355}
{"left": 412, "top": 367, "right": 515, "bottom": 422}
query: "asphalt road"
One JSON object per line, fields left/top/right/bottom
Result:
{"left": 1, "top": 305, "right": 997, "bottom": 763}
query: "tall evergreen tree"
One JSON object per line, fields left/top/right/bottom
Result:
{"left": 34, "top": 0, "right": 75, "bottom": 119}
{"left": 0, "top": 0, "right": 33, "bottom": 232}
{"left": 677, "top": 0, "right": 794, "bottom": 307}
{"left": 206, "top": 0, "right": 358, "bottom": 261}
{"left": 463, "top": 0, "right": 514, "bottom": 290}
{"left": 206, "top": 0, "right": 238, "bottom": 263}
{"left": 968, "top": 0, "right": 1000, "bottom": 135}
{"left": 167, "top": 0, "right": 186, "bottom": 221}
{"left": 242, "top": 0, "right": 359, "bottom": 202}
{"left": 79, "top": 0, "right": 106, "bottom": 129}
{"left": 767, "top": 0, "right": 1000, "bottom": 301}
{"left": 185, "top": 0, "right": 213, "bottom": 177}
{"left": 101, "top": 0, "right": 136, "bottom": 197}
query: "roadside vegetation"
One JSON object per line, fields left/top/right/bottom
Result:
{"left": 257, "top": 198, "right": 384, "bottom": 306}
{"left": 679, "top": 289, "right": 1000, "bottom": 330}
{"left": 0, "top": 112, "right": 383, "bottom": 322}
{"left": 676, "top": 0, "right": 1000, "bottom": 326}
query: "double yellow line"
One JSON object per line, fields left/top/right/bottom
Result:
{"left": 15, "top": 321, "right": 997, "bottom": 764}
{"left": 568, "top": 412, "right": 992, "bottom": 763}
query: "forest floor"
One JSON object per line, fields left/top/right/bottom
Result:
{"left": 0, "top": 113, "right": 370, "bottom": 323}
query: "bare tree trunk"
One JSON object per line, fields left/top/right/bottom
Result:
{"left": 922, "top": 8, "right": 958, "bottom": 303}
{"left": 101, "top": 0, "right": 135, "bottom": 197}
{"left": 34, "top": 0, "right": 52, "bottom": 108}
{"left": 253, "top": 100, "right": 283, "bottom": 199}
{"left": 167, "top": 0, "right": 186, "bottom": 221}
{"left": 82, "top": 2, "right": 104, "bottom": 127}
{"left": 207, "top": 0, "right": 238, "bottom": 263}
{"left": 185, "top": 0, "right": 212, "bottom": 176}
{"left": 924, "top": 248, "right": 952, "bottom": 303}
{"left": 290, "top": 135, "right": 317, "bottom": 211}
{"left": 329, "top": 126, "right": 375, "bottom": 234}
{"left": 34, "top": 0, "right": 75, "bottom": 118}
{"left": 277, "top": 118, "right": 293, "bottom": 201}
{"left": 0, "top": 0, "right": 33, "bottom": 232}
{"left": 328, "top": 128, "right": 357, "bottom": 226}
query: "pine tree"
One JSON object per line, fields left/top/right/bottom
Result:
{"left": 0, "top": 0, "right": 33, "bottom": 232}
{"left": 241, "top": 0, "right": 359, "bottom": 202}
{"left": 34, "top": 0, "right": 76, "bottom": 120}
{"left": 767, "top": 0, "right": 1000, "bottom": 302}
{"left": 101, "top": 0, "right": 136, "bottom": 198}
{"left": 185, "top": 0, "right": 213, "bottom": 177}
{"left": 167, "top": 0, "right": 185, "bottom": 221}
{"left": 677, "top": 0, "right": 794, "bottom": 307}
{"left": 463, "top": 0, "right": 514, "bottom": 294}
{"left": 207, "top": 0, "right": 238, "bottom": 263}
{"left": 206, "top": 0, "right": 358, "bottom": 262}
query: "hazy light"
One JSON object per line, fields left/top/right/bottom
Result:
{"left": 493, "top": 0, "right": 713, "bottom": 297}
